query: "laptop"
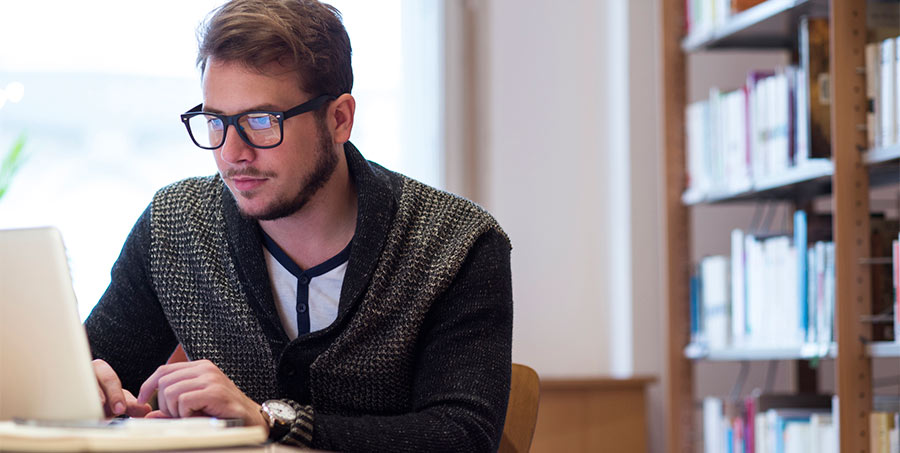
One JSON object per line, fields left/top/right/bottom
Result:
{"left": 0, "top": 227, "right": 266, "bottom": 451}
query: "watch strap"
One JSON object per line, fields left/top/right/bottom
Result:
{"left": 268, "top": 399, "right": 314, "bottom": 447}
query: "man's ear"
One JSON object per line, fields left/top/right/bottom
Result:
{"left": 328, "top": 94, "right": 355, "bottom": 144}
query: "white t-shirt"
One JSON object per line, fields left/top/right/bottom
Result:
{"left": 262, "top": 234, "right": 351, "bottom": 340}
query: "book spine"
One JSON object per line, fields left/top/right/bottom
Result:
{"left": 794, "top": 211, "right": 808, "bottom": 342}
{"left": 894, "top": 238, "right": 899, "bottom": 343}
{"left": 881, "top": 38, "right": 896, "bottom": 147}
{"left": 731, "top": 229, "right": 747, "bottom": 346}
{"left": 866, "top": 42, "right": 880, "bottom": 150}
{"left": 895, "top": 36, "right": 900, "bottom": 147}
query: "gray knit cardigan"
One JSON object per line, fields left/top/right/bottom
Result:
{"left": 85, "top": 143, "right": 513, "bottom": 452}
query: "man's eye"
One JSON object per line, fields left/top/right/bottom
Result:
{"left": 247, "top": 115, "right": 273, "bottom": 130}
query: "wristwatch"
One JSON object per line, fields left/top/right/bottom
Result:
{"left": 260, "top": 399, "right": 297, "bottom": 440}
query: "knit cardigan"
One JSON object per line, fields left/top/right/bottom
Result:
{"left": 85, "top": 143, "right": 513, "bottom": 452}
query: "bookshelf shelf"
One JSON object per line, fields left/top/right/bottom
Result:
{"left": 865, "top": 144, "right": 900, "bottom": 188}
{"left": 864, "top": 144, "right": 900, "bottom": 166}
{"left": 867, "top": 341, "right": 900, "bottom": 358}
{"left": 685, "top": 342, "right": 836, "bottom": 361}
{"left": 682, "top": 160, "right": 834, "bottom": 205}
{"left": 681, "top": 0, "right": 828, "bottom": 52}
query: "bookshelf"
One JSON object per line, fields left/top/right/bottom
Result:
{"left": 661, "top": 0, "right": 899, "bottom": 452}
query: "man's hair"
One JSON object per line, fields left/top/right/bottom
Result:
{"left": 197, "top": 0, "right": 353, "bottom": 97}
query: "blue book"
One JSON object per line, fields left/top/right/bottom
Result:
{"left": 690, "top": 272, "right": 701, "bottom": 341}
{"left": 794, "top": 210, "right": 808, "bottom": 340}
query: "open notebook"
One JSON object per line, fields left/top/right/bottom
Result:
{"left": 0, "top": 227, "right": 266, "bottom": 451}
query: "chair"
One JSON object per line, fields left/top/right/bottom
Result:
{"left": 167, "top": 344, "right": 188, "bottom": 364}
{"left": 499, "top": 363, "right": 541, "bottom": 453}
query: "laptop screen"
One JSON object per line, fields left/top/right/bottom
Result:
{"left": 0, "top": 227, "right": 104, "bottom": 421}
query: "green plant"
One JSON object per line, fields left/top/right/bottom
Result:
{"left": 0, "top": 133, "right": 28, "bottom": 201}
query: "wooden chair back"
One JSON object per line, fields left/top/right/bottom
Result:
{"left": 499, "top": 363, "right": 541, "bottom": 453}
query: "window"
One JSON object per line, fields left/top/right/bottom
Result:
{"left": 0, "top": 0, "right": 442, "bottom": 319}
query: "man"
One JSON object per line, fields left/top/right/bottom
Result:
{"left": 84, "top": 1, "right": 513, "bottom": 452}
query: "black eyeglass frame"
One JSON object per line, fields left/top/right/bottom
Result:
{"left": 180, "top": 94, "right": 336, "bottom": 150}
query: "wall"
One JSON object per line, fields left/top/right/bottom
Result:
{"left": 444, "top": 0, "right": 665, "bottom": 451}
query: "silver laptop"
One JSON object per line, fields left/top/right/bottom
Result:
{"left": 0, "top": 228, "right": 268, "bottom": 450}
{"left": 0, "top": 227, "right": 104, "bottom": 421}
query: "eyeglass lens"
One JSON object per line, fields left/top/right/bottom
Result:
{"left": 186, "top": 112, "right": 283, "bottom": 148}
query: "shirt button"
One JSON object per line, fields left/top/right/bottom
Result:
{"left": 297, "top": 304, "right": 308, "bottom": 313}
{"left": 298, "top": 275, "right": 310, "bottom": 285}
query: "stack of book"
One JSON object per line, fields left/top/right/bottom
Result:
{"left": 702, "top": 392, "right": 834, "bottom": 453}
{"left": 684, "top": 17, "right": 831, "bottom": 199}
{"left": 704, "top": 394, "right": 900, "bottom": 452}
{"left": 690, "top": 210, "right": 899, "bottom": 352}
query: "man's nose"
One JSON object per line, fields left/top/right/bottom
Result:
{"left": 219, "top": 126, "right": 256, "bottom": 164}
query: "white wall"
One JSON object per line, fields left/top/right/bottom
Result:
{"left": 444, "top": 1, "right": 665, "bottom": 450}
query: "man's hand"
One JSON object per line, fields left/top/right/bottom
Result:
{"left": 92, "top": 359, "right": 152, "bottom": 418}
{"left": 136, "top": 360, "right": 267, "bottom": 429}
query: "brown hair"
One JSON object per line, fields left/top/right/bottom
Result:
{"left": 197, "top": 0, "right": 353, "bottom": 97}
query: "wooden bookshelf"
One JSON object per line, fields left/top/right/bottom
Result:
{"left": 661, "top": 0, "right": 895, "bottom": 451}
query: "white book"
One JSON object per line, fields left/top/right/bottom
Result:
{"left": 687, "top": 101, "right": 711, "bottom": 194}
{"left": 784, "top": 422, "right": 811, "bottom": 453}
{"left": 809, "top": 413, "right": 835, "bottom": 453}
{"left": 773, "top": 70, "right": 791, "bottom": 174}
{"left": 794, "top": 61, "right": 810, "bottom": 163}
{"left": 881, "top": 38, "right": 896, "bottom": 147}
{"left": 709, "top": 87, "right": 725, "bottom": 191}
{"left": 746, "top": 235, "right": 765, "bottom": 347}
{"left": 894, "top": 36, "right": 899, "bottom": 148}
{"left": 701, "top": 255, "right": 731, "bottom": 349}
{"left": 731, "top": 229, "right": 747, "bottom": 346}
{"left": 824, "top": 242, "right": 836, "bottom": 343}
{"left": 754, "top": 77, "right": 768, "bottom": 181}
{"left": 756, "top": 412, "right": 769, "bottom": 453}
{"left": 866, "top": 42, "right": 881, "bottom": 150}
{"left": 703, "top": 397, "right": 724, "bottom": 453}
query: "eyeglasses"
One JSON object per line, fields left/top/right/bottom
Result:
{"left": 180, "top": 94, "right": 335, "bottom": 150}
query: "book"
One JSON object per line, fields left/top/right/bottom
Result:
{"left": 731, "top": 0, "right": 766, "bottom": 13}
{"left": 731, "top": 229, "right": 747, "bottom": 346}
{"left": 871, "top": 411, "right": 896, "bottom": 453}
{"left": 894, "top": 238, "right": 899, "bottom": 342}
{"left": 895, "top": 36, "right": 900, "bottom": 148}
{"left": 867, "top": 42, "right": 882, "bottom": 149}
{"left": 794, "top": 211, "right": 809, "bottom": 341}
{"left": 704, "top": 397, "right": 725, "bottom": 453}
{"left": 701, "top": 255, "right": 731, "bottom": 349}
{"left": 881, "top": 37, "right": 897, "bottom": 147}
{"left": 809, "top": 413, "right": 836, "bottom": 453}
{"left": 745, "top": 391, "right": 833, "bottom": 453}
{"left": 798, "top": 17, "right": 832, "bottom": 159}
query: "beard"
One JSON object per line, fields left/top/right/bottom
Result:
{"left": 233, "top": 119, "right": 339, "bottom": 221}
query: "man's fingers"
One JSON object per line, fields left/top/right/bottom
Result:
{"left": 123, "top": 389, "right": 152, "bottom": 418}
{"left": 145, "top": 410, "right": 171, "bottom": 419}
{"left": 175, "top": 390, "right": 209, "bottom": 418}
{"left": 92, "top": 359, "right": 126, "bottom": 415}
{"left": 137, "top": 362, "right": 197, "bottom": 405}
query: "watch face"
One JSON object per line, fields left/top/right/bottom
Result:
{"left": 267, "top": 400, "right": 296, "bottom": 420}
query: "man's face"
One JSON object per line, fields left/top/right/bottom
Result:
{"left": 201, "top": 57, "right": 337, "bottom": 221}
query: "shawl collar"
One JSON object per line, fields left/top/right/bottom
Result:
{"left": 220, "top": 142, "right": 397, "bottom": 351}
